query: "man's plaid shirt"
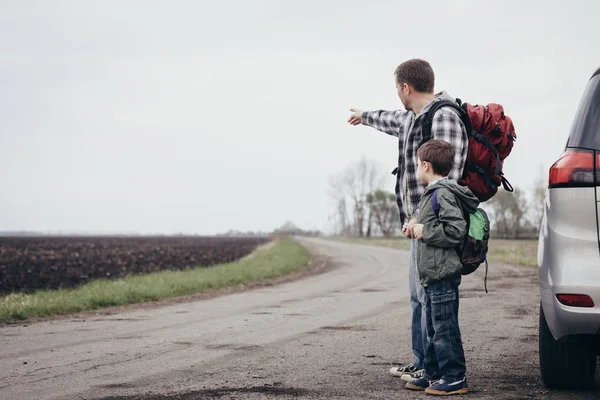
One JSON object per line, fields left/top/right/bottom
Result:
{"left": 361, "top": 92, "right": 468, "bottom": 225}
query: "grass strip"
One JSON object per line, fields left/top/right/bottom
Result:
{"left": 327, "top": 236, "right": 537, "bottom": 267}
{"left": 0, "top": 238, "right": 309, "bottom": 323}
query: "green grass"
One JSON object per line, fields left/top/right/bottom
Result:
{"left": 330, "top": 236, "right": 412, "bottom": 251}
{"left": 0, "top": 238, "right": 310, "bottom": 323}
{"left": 327, "top": 236, "right": 538, "bottom": 267}
{"left": 485, "top": 239, "right": 538, "bottom": 267}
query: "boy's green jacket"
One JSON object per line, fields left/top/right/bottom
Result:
{"left": 416, "top": 179, "right": 480, "bottom": 286}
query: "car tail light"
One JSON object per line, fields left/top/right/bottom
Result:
{"left": 556, "top": 294, "right": 595, "bottom": 308}
{"left": 548, "top": 149, "right": 599, "bottom": 188}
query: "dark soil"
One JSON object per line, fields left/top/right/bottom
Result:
{"left": 0, "top": 236, "right": 270, "bottom": 293}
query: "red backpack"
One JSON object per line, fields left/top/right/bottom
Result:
{"left": 421, "top": 99, "right": 516, "bottom": 202}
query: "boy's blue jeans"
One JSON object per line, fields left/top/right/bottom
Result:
{"left": 409, "top": 239, "right": 427, "bottom": 369}
{"left": 423, "top": 276, "right": 467, "bottom": 380}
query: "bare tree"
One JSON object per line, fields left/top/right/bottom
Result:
{"left": 530, "top": 165, "right": 548, "bottom": 230}
{"left": 337, "top": 198, "right": 350, "bottom": 235}
{"left": 327, "top": 198, "right": 351, "bottom": 236}
{"left": 487, "top": 188, "right": 529, "bottom": 239}
{"left": 367, "top": 190, "right": 399, "bottom": 237}
{"left": 327, "top": 157, "right": 384, "bottom": 236}
{"left": 327, "top": 177, "right": 348, "bottom": 235}
{"left": 510, "top": 188, "right": 528, "bottom": 238}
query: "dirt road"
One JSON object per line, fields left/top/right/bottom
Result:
{"left": 1, "top": 238, "right": 599, "bottom": 399}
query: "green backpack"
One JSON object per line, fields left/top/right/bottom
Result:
{"left": 432, "top": 188, "right": 491, "bottom": 292}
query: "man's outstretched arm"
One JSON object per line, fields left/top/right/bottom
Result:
{"left": 348, "top": 108, "right": 411, "bottom": 138}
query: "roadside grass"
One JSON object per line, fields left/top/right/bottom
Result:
{"left": 330, "top": 236, "right": 412, "bottom": 251}
{"left": 0, "top": 238, "right": 309, "bottom": 323}
{"left": 327, "top": 236, "right": 538, "bottom": 267}
{"left": 485, "top": 239, "right": 538, "bottom": 267}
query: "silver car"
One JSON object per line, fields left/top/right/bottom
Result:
{"left": 538, "top": 66, "right": 600, "bottom": 389}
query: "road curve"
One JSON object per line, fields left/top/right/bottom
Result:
{"left": 1, "top": 238, "right": 597, "bottom": 400}
{"left": 1, "top": 239, "right": 408, "bottom": 399}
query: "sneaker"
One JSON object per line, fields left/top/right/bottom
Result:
{"left": 405, "top": 376, "right": 433, "bottom": 391}
{"left": 389, "top": 362, "right": 419, "bottom": 377}
{"left": 424, "top": 377, "right": 469, "bottom": 395}
{"left": 401, "top": 369, "right": 425, "bottom": 382}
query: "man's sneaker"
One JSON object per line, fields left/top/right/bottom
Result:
{"left": 424, "top": 377, "right": 469, "bottom": 395}
{"left": 401, "top": 369, "right": 425, "bottom": 382}
{"left": 405, "top": 376, "right": 433, "bottom": 391}
{"left": 389, "top": 362, "right": 419, "bottom": 377}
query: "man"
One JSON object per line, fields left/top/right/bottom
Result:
{"left": 347, "top": 59, "right": 468, "bottom": 381}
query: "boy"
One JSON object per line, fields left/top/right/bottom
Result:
{"left": 404, "top": 139, "right": 479, "bottom": 395}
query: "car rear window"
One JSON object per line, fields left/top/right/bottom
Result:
{"left": 567, "top": 71, "right": 600, "bottom": 150}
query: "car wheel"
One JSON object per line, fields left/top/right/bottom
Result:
{"left": 539, "top": 303, "right": 596, "bottom": 389}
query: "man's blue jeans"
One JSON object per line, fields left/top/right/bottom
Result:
{"left": 423, "top": 276, "right": 466, "bottom": 380}
{"left": 408, "top": 239, "right": 427, "bottom": 369}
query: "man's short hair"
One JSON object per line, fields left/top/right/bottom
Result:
{"left": 394, "top": 59, "right": 435, "bottom": 93}
{"left": 418, "top": 140, "right": 455, "bottom": 176}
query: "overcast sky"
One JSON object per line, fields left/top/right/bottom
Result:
{"left": 0, "top": 0, "right": 597, "bottom": 235}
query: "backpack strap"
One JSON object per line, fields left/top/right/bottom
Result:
{"left": 420, "top": 100, "right": 470, "bottom": 148}
{"left": 432, "top": 188, "right": 441, "bottom": 217}
{"left": 484, "top": 259, "right": 488, "bottom": 294}
{"left": 420, "top": 100, "right": 471, "bottom": 180}
{"left": 468, "top": 164, "right": 498, "bottom": 190}
{"left": 501, "top": 173, "right": 514, "bottom": 192}
{"left": 468, "top": 130, "right": 502, "bottom": 180}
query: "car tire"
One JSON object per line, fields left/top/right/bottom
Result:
{"left": 539, "top": 303, "right": 596, "bottom": 389}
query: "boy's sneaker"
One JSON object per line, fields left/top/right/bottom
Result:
{"left": 405, "top": 376, "right": 433, "bottom": 391}
{"left": 389, "top": 362, "right": 420, "bottom": 377}
{"left": 424, "top": 377, "right": 469, "bottom": 395}
{"left": 401, "top": 369, "right": 425, "bottom": 382}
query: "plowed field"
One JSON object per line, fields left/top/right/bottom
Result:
{"left": 0, "top": 236, "right": 270, "bottom": 293}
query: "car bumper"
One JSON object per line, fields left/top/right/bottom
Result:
{"left": 538, "top": 187, "right": 600, "bottom": 340}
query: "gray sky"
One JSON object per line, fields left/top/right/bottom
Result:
{"left": 0, "top": 0, "right": 597, "bottom": 235}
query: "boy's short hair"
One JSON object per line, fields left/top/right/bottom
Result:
{"left": 394, "top": 59, "right": 435, "bottom": 93}
{"left": 418, "top": 140, "right": 455, "bottom": 176}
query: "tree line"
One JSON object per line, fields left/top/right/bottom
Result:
{"left": 327, "top": 159, "right": 546, "bottom": 240}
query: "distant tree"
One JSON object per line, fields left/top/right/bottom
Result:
{"left": 530, "top": 165, "right": 548, "bottom": 230}
{"left": 327, "top": 157, "right": 383, "bottom": 236}
{"left": 487, "top": 188, "right": 529, "bottom": 239}
{"left": 276, "top": 221, "right": 302, "bottom": 234}
{"left": 367, "top": 190, "right": 399, "bottom": 237}
{"left": 272, "top": 221, "right": 322, "bottom": 237}
{"left": 330, "top": 198, "right": 351, "bottom": 236}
